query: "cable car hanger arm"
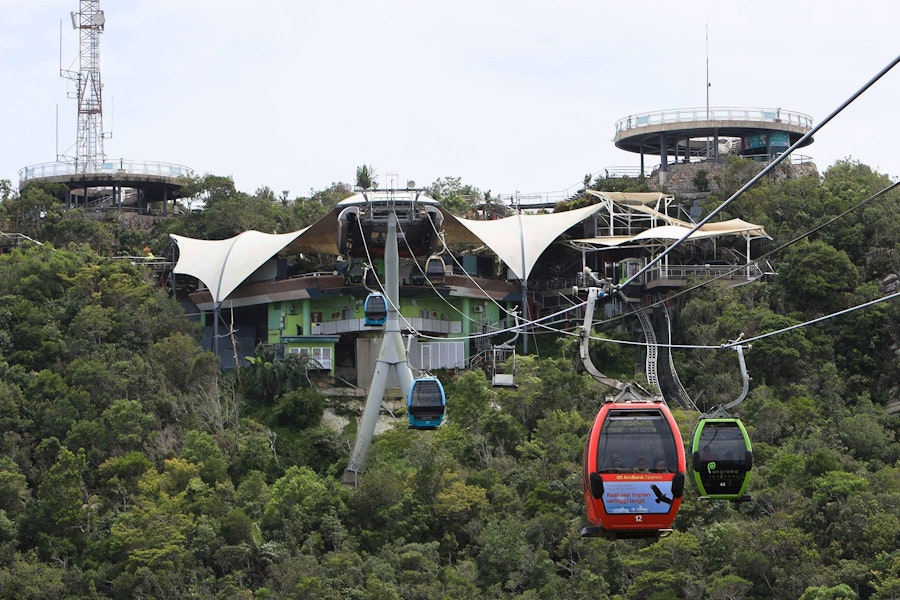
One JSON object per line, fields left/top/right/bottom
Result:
{"left": 580, "top": 287, "right": 660, "bottom": 399}
{"left": 704, "top": 338, "right": 750, "bottom": 417}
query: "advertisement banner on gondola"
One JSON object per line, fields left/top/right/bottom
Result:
{"left": 602, "top": 475, "right": 676, "bottom": 514}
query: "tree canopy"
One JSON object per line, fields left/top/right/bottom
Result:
{"left": 0, "top": 159, "right": 897, "bottom": 598}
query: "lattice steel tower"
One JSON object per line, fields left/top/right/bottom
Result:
{"left": 61, "top": 0, "right": 107, "bottom": 173}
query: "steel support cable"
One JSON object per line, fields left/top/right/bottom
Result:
{"left": 393, "top": 216, "right": 482, "bottom": 326}
{"left": 353, "top": 209, "right": 417, "bottom": 330}
{"left": 391, "top": 209, "right": 535, "bottom": 344}
{"left": 616, "top": 53, "right": 900, "bottom": 292}
{"left": 722, "top": 291, "right": 900, "bottom": 348}
{"left": 422, "top": 213, "right": 521, "bottom": 319}
{"left": 356, "top": 207, "right": 589, "bottom": 344}
{"left": 452, "top": 283, "right": 900, "bottom": 360}
{"left": 379, "top": 218, "right": 900, "bottom": 360}
{"left": 412, "top": 299, "right": 588, "bottom": 342}
{"left": 571, "top": 289, "right": 900, "bottom": 351}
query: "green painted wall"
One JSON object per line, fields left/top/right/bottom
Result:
{"left": 266, "top": 294, "right": 479, "bottom": 344}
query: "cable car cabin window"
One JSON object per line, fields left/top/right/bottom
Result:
{"left": 409, "top": 379, "right": 443, "bottom": 410}
{"left": 696, "top": 424, "right": 746, "bottom": 463}
{"left": 595, "top": 410, "right": 678, "bottom": 474}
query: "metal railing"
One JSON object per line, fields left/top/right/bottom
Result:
{"left": 19, "top": 159, "right": 195, "bottom": 185}
{"left": 307, "top": 316, "right": 461, "bottom": 336}
{"left": 616, "top": 106, "right": 814, "bottom": 135}
{"left": 646, "top": 263, "right": 766, "bottom": 282}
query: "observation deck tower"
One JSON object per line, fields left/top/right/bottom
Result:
{"left": 613, "top": 107, "right": 815, "bottom": 185}
{"left": 18, "top": 0, "right": 193, "bottom": 216}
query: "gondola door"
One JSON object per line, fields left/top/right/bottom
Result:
{"left": 581, "top": 401, "right": 686, "bottom": 539}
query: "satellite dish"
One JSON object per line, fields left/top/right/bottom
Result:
{"left": 407, "top": 180, "right": 416, "bottom": 188}
{"left": 94, "top": 11, "right": 105, "bottom": 27}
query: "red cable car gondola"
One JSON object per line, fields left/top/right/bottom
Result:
{"left": 581, "top": 400, "right": 686, "bottom": 540}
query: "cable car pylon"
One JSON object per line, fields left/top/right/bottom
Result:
{"left": 341, "top": 211, "right": 415, "bottom": 486}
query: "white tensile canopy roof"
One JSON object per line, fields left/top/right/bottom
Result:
{"left": 171, "top": 230, "right": 308, "bottom": 303}
{"left": 439, "top": 202, "right": 605, "bottom": 280}
{"left": 574, "top": 189, "right": 770, "bottom": 248}
{"left": 573, "top": 218, "right": 770, "bottom": 248}
{"left": 170, "top": 191, "right": 767, "bottom": 304}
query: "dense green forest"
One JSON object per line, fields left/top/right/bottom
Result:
{"left": 0, "top": 159, "right": 898, "bottom": 599}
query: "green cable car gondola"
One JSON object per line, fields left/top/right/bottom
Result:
{"left": 690, "top": 344, "right": 753, "bottom": 501}
{"left": 691, "top": 418, "right": 752, "bottom": 501}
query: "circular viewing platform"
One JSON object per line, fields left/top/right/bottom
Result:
{"left": 20, "top": 159, "right": 194, "bottom": 189}
{"left": 18, "top": 159, "right": 195, "bottom": 215}
{"left": 614, "top": 106, "right": 814, "bottom": 159}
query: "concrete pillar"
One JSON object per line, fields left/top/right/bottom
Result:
{"left": 302, "top": 301, "right": 311, "bottom": 336}
{"left": 658, "top": 134, "right": 668, "bottom": 186}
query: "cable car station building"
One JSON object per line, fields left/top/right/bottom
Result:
{"left": 171, "top": 188, "right": 770, "bottom": 391}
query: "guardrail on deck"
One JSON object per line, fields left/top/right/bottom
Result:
{"left": 616, "top": 106, "right": 813, "bottom": 135}
{"left": 19, "top": 159, "right": 195, "bottom": 185}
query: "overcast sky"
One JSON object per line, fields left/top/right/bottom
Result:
{"left": 3, "top": 0, "right": 898, "bottom": 201}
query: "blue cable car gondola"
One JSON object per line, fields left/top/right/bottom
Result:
{"left": 691, "top": 418, "right": 752, "bottom": 501}
{"left": 407, "top": 376, "right": 446, "bottom": 429}
{"left": 363, "top": 293, "right": 387, "bottom": 326}
{"left": 581, "top": 400, "right": 686, "bottom": 540}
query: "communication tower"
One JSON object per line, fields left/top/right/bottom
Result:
{"left": 19, "top": 0, "right": 193, "bottom": 216}
{"left": 61, "top": 0, "right": 108, "bottom": 172}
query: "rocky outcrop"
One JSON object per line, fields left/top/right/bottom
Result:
{"left": 647, "top": 159, "right": 820, "bottom": 195}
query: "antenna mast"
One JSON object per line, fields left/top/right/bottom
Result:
{"left": 705, "top": 22, "right": 710, "bottom": 118}
{"left": 60, "top": 0, "right": 107, "bottom": 173}
{"left": 705, "top": 21, "right": 711, "bottom": 159}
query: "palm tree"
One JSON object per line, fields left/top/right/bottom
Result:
{"left": 355, "top": 164, "right": 378, "bottom": 190}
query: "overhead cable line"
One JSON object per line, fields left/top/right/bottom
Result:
{"left": 412, "top": 299, "right": 588, "bottom": 343}
{"left": 721, "top": 291, "right": 900, "bottom": 348}
{"left": 573, "top": 289, "right": 900, "bottom": 351}
{"left": 355, "top": 206, "right": 563, "bottom": 344}
{"left": 394, "top": 216, "right": 483, "bottom": 326}
{"left": 423, "top": 213, "right": 521, "bottom": 320}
